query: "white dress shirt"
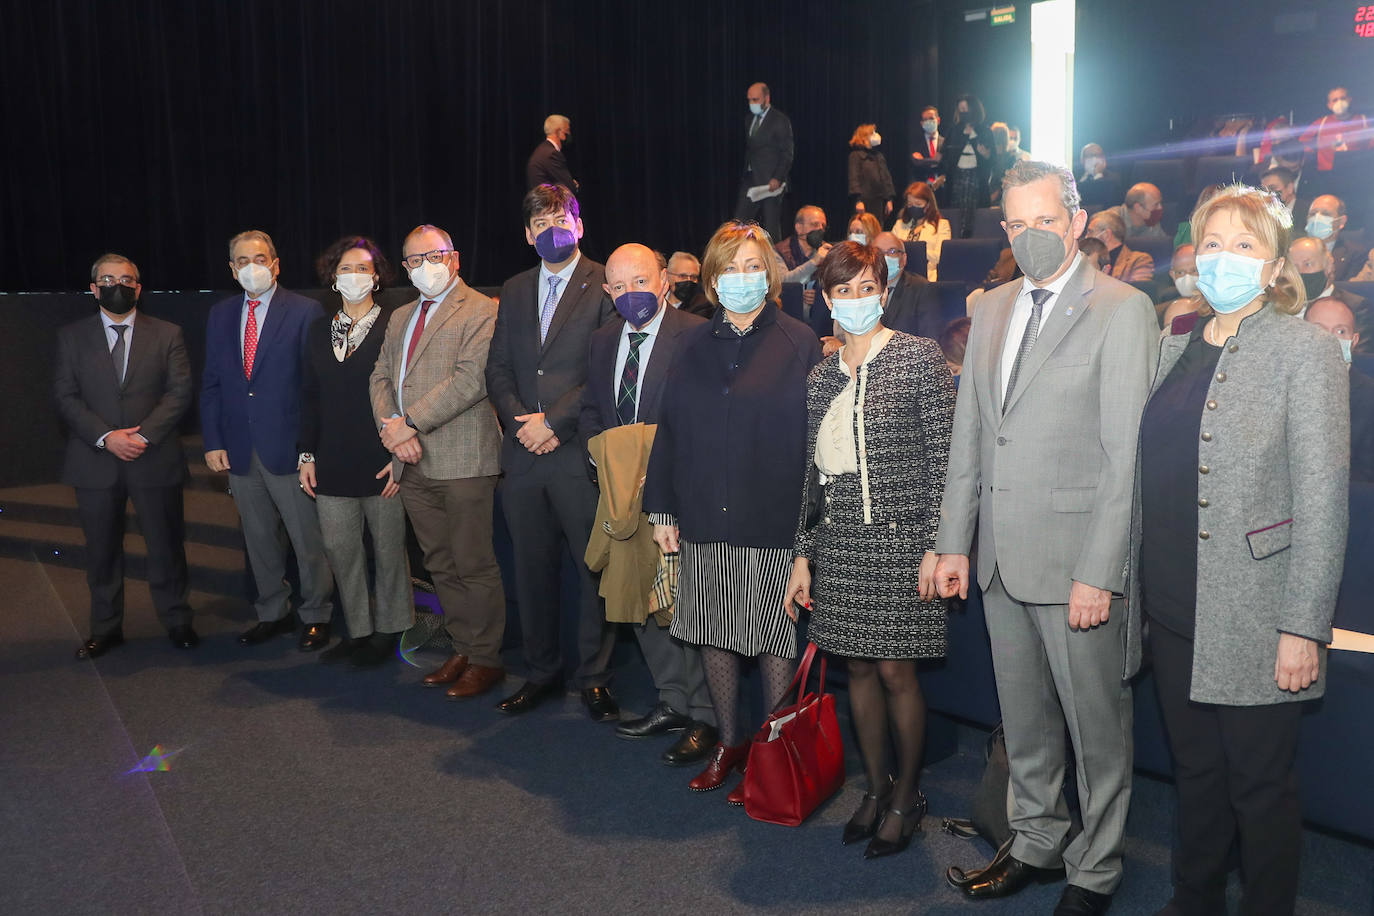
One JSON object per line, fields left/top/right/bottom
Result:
{"left": 612, "top": 305, "right": 667, "bottom": 423}
{"left": 999, "top": 251, "right": 1083, "bottom": 396}
{"left": 96, "top": 309, "right": 139, "bottom": 447}
{"left": 537, "top": 251, "right": 581, "bottom": 320}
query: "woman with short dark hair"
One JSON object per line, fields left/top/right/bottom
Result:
{"left": 300, "top": 235, "right": 412, "bottom": 666}
{"left": 784, "top": 240, "right": 956, "bottom": 858}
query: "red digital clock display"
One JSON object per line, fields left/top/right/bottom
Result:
{"left": 1357, "top": 4, "right": 1374, "bottom": 36}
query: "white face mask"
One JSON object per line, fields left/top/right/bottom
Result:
{"left": 848, "top": 232, "right": 868, "bottom": 245}
{"left": 335, "top": 272, "right": 376, "bottom": 304}
{"left": 1173, "top": 273, "right": 1198, "bottom": 297}
{"left": 1332, "top": 99, "right": 1351, "bottom": 117}
{"left": 1083, "top": 156, "right": 1103, "bottom": 175}
{"left": 409, "top": 260, "right": 451, "bottom": 299}
{"left": 236, "top": 262, "right": 274, "bottom": 296}
{"left": 870, "top": 132, "right": 882, "bottom": 147}
{"left": 921, "top": 119, "right": 938, "bottom": 135}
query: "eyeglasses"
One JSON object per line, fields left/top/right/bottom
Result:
{"left": 95, "top": 275, "right": 138, "bottom": 287}
{"left": 667, "top": 271, "right": 700, "bottom": 282}
{"left": 401, "top": 249, "right": 451, "bottom": 270}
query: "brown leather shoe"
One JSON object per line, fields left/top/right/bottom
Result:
{"left": 422, "top": 654, "right": 469, "bottom": 687}
{"left": 446, "top": 664, "right": 506, "bottom": 699}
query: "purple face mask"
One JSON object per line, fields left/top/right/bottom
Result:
{"left": 614, "top": 290, "right": 659, "bottom": 327}
{"left": 534, "top": 225, "right": 578, "bottom": 263}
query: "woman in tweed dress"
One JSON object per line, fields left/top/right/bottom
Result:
{"left": 783, "top": 241, "right": 956, "bottom": 858}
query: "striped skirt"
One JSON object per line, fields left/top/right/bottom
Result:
{"left": 668, "top": 540, "right": 798, "bottom": 659}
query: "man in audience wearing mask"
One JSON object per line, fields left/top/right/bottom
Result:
{"left": 1113, "top": 183, "right": 1167, "bottom": 240}
{"left": 578, "top": 242, "right": 717, "bottom": 766}
{"left": 1076, "top": 143, "right": 1123, "bottom": 209}
{"left": 1158, "top": 243, "right": 1203, "bottom": 330}
{"left": 1288, "top": 235, "right": 1369, "bottom": 357}
{"left": 370, "top": 224, "right": 507, "bottom": 699}
{"left": 733, "top": 82, "right": 794, "bottom": 241}
{"left": 934, "top": 161, "right": 1158, "bottom": 913}
{"left": 526, "top": 114, "right": 578, "bottom": 192}
{"left": 1260, "top": 166, "right": 1304, "bottom": 219}
{"left": 774, "top": 205, "right": 832, "bottom": 316}
{"left": 201, "top": 231, "right": 334, "bottom": 650}
{"left": 58, "top": 254, "right": 195, "bottom": 658}
{"left": 1306, "top": 194, "right": 1371, "bottom": 284}
{"left": 911, "top": 106, "right": 947, "bottom": 200}
{"left": 1305, "top": 296, "right": 1374, "bottom": 483}
{"left": 1086, "top": 209, "right": 1154, "bottom": 283}
{"left": 1007, "top": 125, "right": 1031, "bottom": 162}
{"left": 665, "top": 251, "right": 713, "bottom": 317}
{"left": 1299, "top": 87, "right": 1371, "bottom": 174}
{"left": 486, "top": 184, "right": 619, "bottom": 721}
{"left": 872, "top": 230, "right": 942, "bottom": 339}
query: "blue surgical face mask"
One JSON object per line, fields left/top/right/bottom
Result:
{"left": 749, "top": 102, "right": 764, "bottom": 116}
{"left": 715, "top": 271, "right": 768, "bottom": 313}
{"left": 1195, "top": 251, "right": 1274, "bottom": 314}
{"left": 534, "top": 225, "right": 578, "bottom": 263}
{"left": 848, "top": 232, "right": 868, "bottom": 245}
{"left": 1306, "top": 213, "right": 1335, "bottom": 240}
{"left": 829, "top": 294, "right": 884, "bottom": 335}
{"left": 922, "top": 119, "right": 938, "bottom": 134}
{"left": 1338, "top": 338, "right": 1353, "bottom": 363}
{"left": 884, "top": 254, "right": 902, "bottom": 285}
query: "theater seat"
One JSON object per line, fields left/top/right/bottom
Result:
{"left": 779, "top": 281, "right": 805, "bottom": 324}
{"left": 1336, "top": 281, "right": 1374, "bottom": 303}
{"left": 944, "top": 209, "right": 963, "bottom": 240}
{"left": 931, "top": 281, "right": 970, "bottom": 328}
{"left": 971, "top": 207, "right": 1004, "bottom": 238}
{"left": 1191, "top": 155, "right": 1251, "bottom": 195}
{"left": 903, "top": 240, "right": 928, "bottom": 278}
{"left": 1124, "top": 236, "right": 1175, "bottom": 278}
{"left": 938, "top": 239, "right": 1005, "bottom": 293}
{"left": 1129, "top": 158, "right": 1188, "bottom": 204}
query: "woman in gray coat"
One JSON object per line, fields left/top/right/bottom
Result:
{"left": 1131, "top": 185, "right": 1349, "bottom": 916}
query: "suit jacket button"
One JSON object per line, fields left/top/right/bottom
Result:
{"left": 1198, "top": 464, "right": 1209, "bottom": 474}
{"left": 248, "top": 392, "right": 255, "bottom": 397}
{"left": 1205, "top": 399, "right": 1217, "bottom": 410}
{"left": 1199, "top": 530, "right": 1210, "bottom": 540}
{"left": 1200, "top": 431, "right": 1212, "bottom": 442}
{"left": 996, "top": 436, "right": 1007, "bottom": 445}
{"left": 1198, "top": 497, "right": 1209, "bottom": 508}
{"left": 721, "top": 506, "right": 728, "bottom": 513}
{"left": 537, "top": 369, "right": 544, "bottom": 376}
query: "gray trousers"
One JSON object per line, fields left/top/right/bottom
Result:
{"left": 315, "top": 494, "right": 412, "bottom": 639}
{"left": 983, "top": 570, "right": 1133, "bottom": 895}
{"left": 634, "top": 621, "right": 715, "bottom": 725}
{"left": 229, "top": 453, "right": 333, "bottom": 624}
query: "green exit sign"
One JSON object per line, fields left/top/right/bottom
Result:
{"left": 991, "top": 5, "right": 1015, "bottom": 25}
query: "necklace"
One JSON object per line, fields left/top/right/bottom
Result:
{"left": 1205, "top": 317, "right": 1228, "bottom": 346}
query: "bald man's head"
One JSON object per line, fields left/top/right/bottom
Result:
{"left": 1307, "top": 194, "right": 1348, "bottom": 240}
{"left": 1306, "top": 296, "right": 1360, "bottom": 356}
{"left": 747, "top": 82, "right": 770, "bottom": 112}
{"left": 872, "top": 231, "right": 906, "bottom": 284}
{"left": 1288, "top": 236, "right": 1332, "bottom": 278}
{"left": 604, "top": 243, "right": 668, "bottom": 328}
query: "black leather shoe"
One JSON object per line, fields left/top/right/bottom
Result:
{"left": 842, "top": 776, "right": 894, "bottom": 845}
{"left": 350, "top": 633, "right": 397, "bottom": 669}
{"left": 321, "top": 637, "right": 366, "bottom": 664}
{"left": 238, "top": 617, "right": 294, "bottom": 645}
{"left": 299, "top": 623, "right": 331, "bottom": 652}
{"left": 616, "top": 702, "right": 692, "bottom": 738}
{"left": 947, "top": 836, "right": 1014, "bottom": 888}
{"left": 864, "top": 792, "right": 927, "bottom": 859}
{"left": 582, "top": 686, "right": 620, "bottom": 722}
{"left": 957, "top": 855, "right": 1065, "bottom": 899}
{"left": 1055, "top": 885, "right": 1113, "bottom": 915}
{"left": 496, "top": 680, "right": 563, "bottom": 716}
{"left": 76, "top": 630, "right": 124, "bottom": 659}
{"left": 168, "top": 625, "right": 199, "bottom": 650}
{"left": 661, "top": 722, "right": 718, "bottom": 766}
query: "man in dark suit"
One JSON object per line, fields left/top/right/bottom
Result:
{"left": 1076, "top": 143, "right": 1124, "bottom": 210}
{"left": 201, "top": 230, "right": 334, "bottom": 651}
{"left": 912, "top": 105, "right": 948, "bottom": 202}
{"left": 733, "top": 82, "right": 794, "bottom": 241}
{"left": 1288, "top": 235, "right": 1369, "bottom": 343}
{"left": 578, "top": 243, "right": 717, "bottom": 765}
{"left": 873, "top": 230, "right": 945, "bottom": 339}
{"left": 56, "top": 254, "right": 195, "bottom": 658}
{"left": 1304, "top": 195, "right": 1367, "bottom": 281}
{"left": 486, "top": 184, "right": 618, "bottom": 720}
{"left": 1306, "top": 296, "right": 1374, "bottom": 483}
{"left": 525, "top": 114, "right": 578, "bottom": 192}
{"left": 664, "top": 251, "right": 714, "bottom": 318}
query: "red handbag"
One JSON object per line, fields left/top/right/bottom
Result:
{"left": 742, "top": 642, "right": 845, "bottom": 826}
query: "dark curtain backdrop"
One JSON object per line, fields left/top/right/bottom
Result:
{"left": 0, "top": 0, "right": 966, "bottom": 292}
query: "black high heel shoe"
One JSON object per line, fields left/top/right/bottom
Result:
{"left": 841, "top": 777, "right": 894, "bottom": 846}
{"left": 863, "top": 791, "right": 928, "bottom": 859}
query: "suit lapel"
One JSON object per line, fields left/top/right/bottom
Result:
{"left": 88, "top": 316, "right": 123, "bottom": 390}
{"left": 250, "top": 293, "right": 288, "bottom": 381}
{"left": 637, "top": 310, "right": 679, "bottom": 420}
{"left": 409, "top": 282, "right": 466, "bottom": 367}
{"left": 1001, "top": 259, "right": 1095, "bottom": 418}
{"left": 120, "top": 312, "right": 148, "bottom": 390}
{"left": 981, "top": 284, "right": 1018, "bottom": 414}
{"left": 1152, "top": 333, "right": 1190, "bottom": 396}
{"left": 542, "top": 259, "right": 594, "bottom": 353}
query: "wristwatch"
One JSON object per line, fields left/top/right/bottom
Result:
{"left": 405, "top": 416, "right": 419, "bottom": 431}
{"left": 298, "top": 452, "right": 315, "bottom": 466}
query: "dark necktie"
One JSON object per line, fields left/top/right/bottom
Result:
{"left": 1003, "top": 288, "right": 1051, "bottom": 412}
{"left": 616, "top": 332, "right": 649, "bottom": 425}
{"left": 405, "top": 300, "right": 435, "bottom": 370}
{"left": 750, "top": 114, "right": 761, "bottom": 137}
{"left": 110, "top": 324, "right": 129, "bottom": 384}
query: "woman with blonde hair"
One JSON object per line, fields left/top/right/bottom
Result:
{"left": 847, "top": 123, "right": 895, "bottom": 221}
{"left": 1131, "top": 185, "right": 1348, "bottom": 914}
{"left": 645, "top": 221, "right": 823, "bottom": 800}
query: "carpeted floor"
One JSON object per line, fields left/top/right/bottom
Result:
{"left": 2, "top": 553, "right": 1370, "bottom": 916}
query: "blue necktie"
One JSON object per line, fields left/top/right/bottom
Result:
{"left": 540, "top": 276, "right": 562, "bottom": 344}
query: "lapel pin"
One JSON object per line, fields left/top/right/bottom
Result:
{"left": 1065, "top": 306, "right": 1074, "bottom": 317}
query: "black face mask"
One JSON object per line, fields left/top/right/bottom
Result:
{"left": 99, "top": 284, "right": 137, "bottom": 315}
{"left": 1300, "top": 270, "right": 1328, "bottom": 301}
{"left": 904, "top": 204, "right": 924, "bottom": 223}
{"left": 804, "top": 228, "right": 826, "bottom": 249}
{"left": 673, "top": 280, "right": 699, "bottom": 303}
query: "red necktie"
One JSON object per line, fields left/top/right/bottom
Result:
{"left": 243, "top": 300, "right": 260, "bottom": 379}
{"left": 405, "top": 300, "right": 435, "bottom": 370}
{"left": 930, "top": 138, "right": 937, "bottom": 158}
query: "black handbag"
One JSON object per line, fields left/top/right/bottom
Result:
{"left": 804, "top": 463, "right": 825, "bottom": 530}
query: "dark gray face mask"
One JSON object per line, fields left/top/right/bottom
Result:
{"left": 1010, "top": 224, "right": 1071, "bottom": 282}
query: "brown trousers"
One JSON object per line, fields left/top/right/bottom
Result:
{"left": 400, "top": 469, "right": 506, "bottom": 667}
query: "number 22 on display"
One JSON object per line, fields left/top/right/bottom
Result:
{"left": 1357, "top": 5, "right": 1374, "bottom": 37}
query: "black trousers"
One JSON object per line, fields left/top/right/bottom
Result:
{"left": 500, "top": 449, "right": 613, "bottom": 689}
{"left": 1148, "top": 619, "right": 1303, "bottom": 916}
{"left": 75, "top": 479, "right": 191, "bottom": 637}
{"left": 733, "top": 180, "right": 782, "bottom": 242}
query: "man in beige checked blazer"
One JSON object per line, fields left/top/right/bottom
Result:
{"left": 370, "top": 224, "right": 508, "bottom": 699}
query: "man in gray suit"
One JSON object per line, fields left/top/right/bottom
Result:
{"left": 933, "top": 161, "right": 1158, "bottom": 914}
{"left": 371, "top": 224, "right": 507, "bottom": 699}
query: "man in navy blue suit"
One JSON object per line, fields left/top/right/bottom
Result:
{"left": 201, "top": 230, "right": 335, "bottom": 650}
